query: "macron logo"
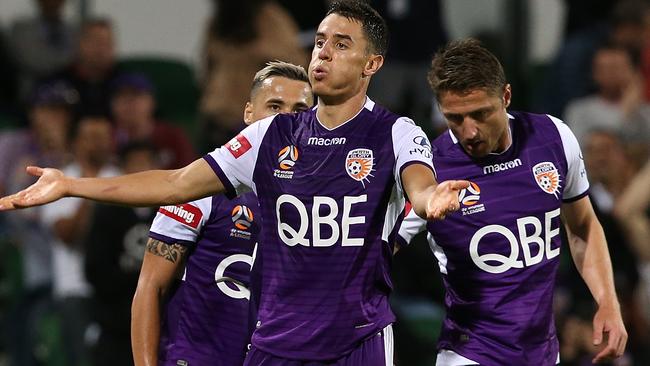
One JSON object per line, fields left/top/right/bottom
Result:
{"left": 308, "top": 137, "right": 347, "bottom": 146}
{"left": 483, "top": 158, "right": 522, "bottom": 175}
{"left": 158, "top": 204, "right": 202, "bottom": 229}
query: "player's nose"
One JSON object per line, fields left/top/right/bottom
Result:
{"left": 318, "top": 42, "right": 332, "bottom": 60}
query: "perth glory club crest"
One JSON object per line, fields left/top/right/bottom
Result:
{"left": 346, "top": 148, "right": 374, "bottom": 187}
{"left": 532, "top": 162, "right": 561, "bottom": 198}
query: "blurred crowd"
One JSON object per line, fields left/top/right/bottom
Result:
{"left": 0, "top": 0, "right": 647, "bottom": 365}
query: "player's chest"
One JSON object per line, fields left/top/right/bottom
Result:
{"left": 255, "top": 135, "right": 396, "bottom": 197}
{"left": 436, "top": 147, "right": 568, "bottom": 223}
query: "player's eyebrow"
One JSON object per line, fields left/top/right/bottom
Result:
{"left": 266, "top": 98, "right": 285, "bottom": 105}
{"left": 315, "top": 32, "right": 354, "bottom": 43}
{"left": 292, "top": 102, "right": 310, "bottom": 110}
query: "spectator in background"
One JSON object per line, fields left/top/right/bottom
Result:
{"left": 616, "top": 160, "right": 650, "bottom": 331}
{"left": 564, "top": 43, "right": 650, "bottom": 165}
{"left": 40, "top": 115, "right": 117, "bottom": 366}
{"left": 85, "top": 142, "right": 160, "bottom": 366}
{"left": 0, "top": 27, "right": 19, "bottom": 118}
{"left": 556, "top": 129, "right": 649, "bottom": 365}
{"left": 199, "top": 0, "right": 307, "bottom": 152}
{"left": 369, "top": 0, "right": 448, "bottom": 134}
{"left": 47, "top": 18, "right": 121, "bottom": 118}
{"left": 0, "top": 80, "right": 76, "bottom": 366}
{"left": 538, "top": 0, "right": 649, "bottom": 118}
{"left": 111, "top": 73, "right": 196, "bottom": 169}
{"left": 8, "top": 0, "right": 77, "bottom": 102}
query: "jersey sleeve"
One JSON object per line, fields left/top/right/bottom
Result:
{"left": 396, "top": 203, "right": 427, "bottom": 247}
{"left": 149, "top": 196, "right": 213, "bottom": 247}
{"left": 548, "top": 115, "right": 590, "bottom": 202}
{"left": 203, "top": 115, "right": 275, "bottom": 198}
{"left": 392, "top": 117, "right": 436, "bottom": 193}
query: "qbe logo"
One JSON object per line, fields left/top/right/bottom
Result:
{"left": 274, "top": 145, "right": 299, "bottom": 179}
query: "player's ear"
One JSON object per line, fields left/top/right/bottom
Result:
{"left": 363, "top": 54, "right": 384, "bottom": 78}
{"left": 503, "top": 84, "right": 512, "bottom": 108}
{"left": 243, "top": 102, "right": 254, "bottom": 125}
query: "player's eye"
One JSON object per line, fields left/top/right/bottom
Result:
{"left": 336, "top": 42, "right": 348, "bottom": 50}
{"left": 315, "top": 39, "right": 325, "bottom": 48}
{"left": 293, "top": 107, "right": 308, "bottom": 113}
{"left": 268, "top": 104, "right": 281, "bottom": 112}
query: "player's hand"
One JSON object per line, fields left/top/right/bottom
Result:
{"left": 591, "top": 304, "right": 627, "bottom": 363}
{"left": 425, "top": 180, "right": 470, "bottom": 220}
{"left": 0, "top": 166, "right": 69, "bottom": 210}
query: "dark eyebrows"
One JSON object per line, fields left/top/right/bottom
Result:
{"left": 265, "top": 98, "right": 285, "bottom": 105}
{"left": 315, "top": 32, "right": 353, "bottom": 42}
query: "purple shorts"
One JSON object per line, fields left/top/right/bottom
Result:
{"left": 243, "top": 324, "right": 393, "bottom": 366}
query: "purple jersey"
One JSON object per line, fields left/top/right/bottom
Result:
{"left": 149, "top": 192, "right": 260, "bottom": 366}
{"left": 205, "top": 98, "right": 433, "bottom": 360}
{"left": 398, "top": 112, "right": 589, "bottom": 365}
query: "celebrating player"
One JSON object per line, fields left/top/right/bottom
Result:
{"left": 0, "top": 2, "right": 468, "bottom": 364}
{"left": 131, "top": 61, "right": 313, "bottom": 366}
{"left": 397, "top": 39, "right": 627, "bottom": 365}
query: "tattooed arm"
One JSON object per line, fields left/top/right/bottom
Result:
{"left": 132, "top": 238, "right": 189, "bottom": 366}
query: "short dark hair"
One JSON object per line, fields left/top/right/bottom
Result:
{"left": 251, "top": 61, "right": 309, "bottom": 96}
{"left": 118, "top": 140, "right": 159, "bottom": 166}
{"left": 428, "top": 38, "right": 506, "bottom": 101}
{"left": 326, "top": 1, "right": 388, "bottom": 56}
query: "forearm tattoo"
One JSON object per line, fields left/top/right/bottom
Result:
{"left": 146, "top": 239, "right": 188, "bottom": 264}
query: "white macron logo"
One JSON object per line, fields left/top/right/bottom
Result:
{"left": 483, "top": 158, "right": 522, "bottom": 175}
{"left": 308, "top": 137, "right": 347, "bottom": 146}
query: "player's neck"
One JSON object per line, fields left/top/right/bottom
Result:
{"left": 316, "top": 92, "right": 367, "bottom": 130}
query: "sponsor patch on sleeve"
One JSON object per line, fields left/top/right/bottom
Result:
{"left": 158, "top": 204, "right": 203, "bottom": 229}
{"left": 225, "top": 134, "right": 252, "bottom": 158}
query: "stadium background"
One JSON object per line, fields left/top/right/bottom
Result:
{"left": 0, "top": 0, "right": 648, "bottom": 365}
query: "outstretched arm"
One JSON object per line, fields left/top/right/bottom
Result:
{"left": 562, "top": 196, "right": 627, "bottom": 363}
{"left": 132, "top": 238, "right": 188, "bottom": 366}
{"left": 401, "top": 163, "right": 469, "bottom": 220}
{"left": 0, "top": 158, "right": 224, "bottom": 210}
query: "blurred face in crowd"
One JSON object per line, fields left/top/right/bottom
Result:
{"left": 244, "top": 76, "right": 313, "bottom": 124}
{"left": 583, "top": 130, "right": 628, "bottom": 185}
{"left": 78, "top": 23, "right": 115, "bottom": 74}
{"left": 75, "top": 116, "right": 113, "bottom": 167}
{"left": 309, "top": 14, "right": 382, "bottom": 103}
{"left": 111, "top": 88, "right": 155, "bottom": 134}
{"left": 439, "top": 86, "right": 512, "bottom": 159}
{"left": 123, "top": 149, "right": 158, "bottom": 174}
{"left": 30, "top": 105, "right": 71, "bottom": 152}
{"left": 592, "top": 48, "right": 636, "bottom": 100}
{"left": 37, "top": 0, "right": 65, "bottom": 19}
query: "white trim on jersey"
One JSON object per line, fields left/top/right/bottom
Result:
{"left": 436, "top": 349, "right": 480, "bottom": 365}
{"left": 315, "top": 97, "right": 375, "bottom": 131}
{"left": 547, "top": 115, "right": 590, "bottom": 200}
{"left": 149, "top": 196, "right": 213, "bottom": 243}
{"left": 428, "top": 233, "right": 449, "bottom": 275}
{"left": 396, "top": 208, "right": 427, "bottom": 246}
{"left": 382, "top": 324, "right": 394, "bottom": 366}
{"left": 207, "top": 115, "right": 276, "bottom": 196}
{"left": 381, "top": 118, "right": 435, "bottom": 243}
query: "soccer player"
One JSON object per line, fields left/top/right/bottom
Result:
{"left": 396, "top": 39, "right": 627, "bottom": 365}
{"left": 131, "top": 61, "right": 314, "bottom": 366}
{"left": 0, "top": 2, "right": 468, "bottom": 364}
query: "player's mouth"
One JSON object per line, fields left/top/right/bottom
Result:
{"left": 464, "top": 140, "right": 485, "bottom": 154}
{"left": 312, "top": 66, "right": 328, "bottom": 81}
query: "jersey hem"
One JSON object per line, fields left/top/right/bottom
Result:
{"left": 148, "top": 231, "right": 196, "bottom": 247}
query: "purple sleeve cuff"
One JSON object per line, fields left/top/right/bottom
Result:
{"left": 149, "top": 231, "right": 196, "bottom": 248}
{"left": 202, "top": 154, "right": 237, "bottom": 199}
{"left": 562, "top": 189, "right": 589, "bottom": 203}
